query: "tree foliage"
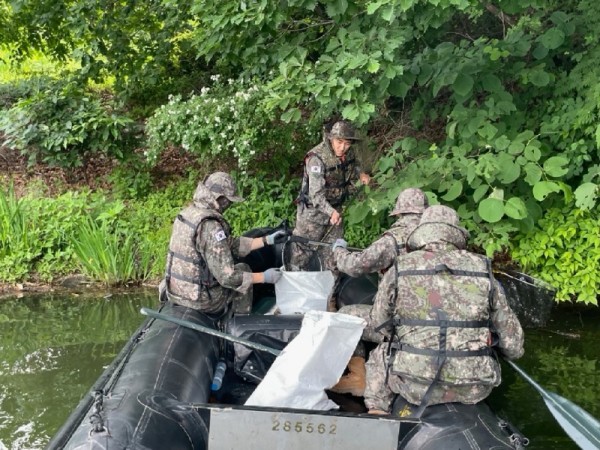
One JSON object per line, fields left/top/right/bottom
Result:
{"left": 3, "top": 0, "right": 600, "bottom": 301}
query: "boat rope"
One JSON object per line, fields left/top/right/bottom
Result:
{"left": 499, "top": 420, "right": 529, "bottom": 449}
{"left": 89, "top": 390, "right": 107, "bottom": 435}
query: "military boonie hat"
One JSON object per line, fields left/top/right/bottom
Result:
{"left": 408, "top": 205, "right": 469, "bottom": 250}
{"left": 390, "top": 188, "right": 429, "bottom": 216}
{"left": 328, "top": 120, "right": 360, "bottom": 141}
{"left": 204, "top": 172, "right": 244, "bottom": 202}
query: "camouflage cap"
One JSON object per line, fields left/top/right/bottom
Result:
{"left": 407, "top": 205, "right": 469, "bottom": 250}
{"left": 204, "top": 172, "right": 244, "bottom": 202}
{"left": 390, "top": 188, "right": 429, "bottom": 216}
{"left": 328, "top": 120, "right": 360, "bottom": 141}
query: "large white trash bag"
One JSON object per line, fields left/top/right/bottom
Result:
{"left": 245, "top": 310, "right": 366, "bottom": 410}
{"left": 275, "top": 269, "right": 335, "bottom": 314}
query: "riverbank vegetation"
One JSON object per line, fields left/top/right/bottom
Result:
{"left": 1, "top": 0, "right": 599, "bottom": 305}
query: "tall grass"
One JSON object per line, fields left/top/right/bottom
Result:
{"left": 0, "top": 184, "right": 26, "bottom": 248}
{"left": 70, "top": 216, "right": 141, "bottom": 285}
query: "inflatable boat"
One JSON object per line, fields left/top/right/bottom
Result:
{"left": 47, "top": 233, "right": 541, "bottom": 450}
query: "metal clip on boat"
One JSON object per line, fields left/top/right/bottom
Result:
{"left": 211, "top": 360, "right": 227, "bottom": 391}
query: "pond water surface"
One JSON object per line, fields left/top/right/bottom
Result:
{"left": 0, "top": 290, "right": 598, "bottom": 449}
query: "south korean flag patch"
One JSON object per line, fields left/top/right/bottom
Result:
{"left": 310, "top": 165, "right": 321, "bottom": 173}
{"left": 214, "top": 229, "right": 227, "bottom": 242}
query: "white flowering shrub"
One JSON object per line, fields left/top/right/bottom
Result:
{"left": 145, "top": 76, "right": 305, "bottom": 170}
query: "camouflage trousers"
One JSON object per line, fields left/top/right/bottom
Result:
{"left": 289, "top": 210, "right": 343, "bottom": 272}
{"left": 364, "top": 343, "right": 395, "bottom": 412}
{"left": 164, "top": 262, "right": 253, "bottom": 315}
{"left": 364, "top": 344, "right": 497, "bottom": 412}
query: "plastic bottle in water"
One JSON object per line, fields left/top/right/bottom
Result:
{"left": 211, "top": 360, "right": 227, "bottom": 391}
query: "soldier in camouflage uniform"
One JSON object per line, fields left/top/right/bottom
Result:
{"left": 160, "top": 172, "right": 284, "bottom": 315}
{"left": 363, "top": 205, "right": 524, "bottom": 415}
{"left": 334, "top": 187, "right": 429, "bottom": 278}
{"left": 329, "top": 188, "right": 428, "bottom": 397}
{"left": 290, "top": 120, "right": 370, "bottom": 272}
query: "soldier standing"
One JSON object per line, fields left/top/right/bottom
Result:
{"left": 160, "top": 172, "right": 285, "bottom": 316}
{"left": 364, "top": 205, "right": 524, "bottom": 415}
{"left": 289, "top": 120, "right": 370, "bottom": 272}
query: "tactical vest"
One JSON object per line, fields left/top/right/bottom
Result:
{"left": 296, "top": 140, "right": 358, "bottom": 208}
{"left": 376, "top": 250, "right": 496, "bottom": 411}
{"left": 165, "top": 206, "right": 230, "bottom": 304}
{"left": 382, "top": 216, "right": 421, "bottom": 256}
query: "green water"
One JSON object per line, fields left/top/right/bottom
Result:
{"left": 0, "top": 289, "right": 157, "bottom": 450}
{"left": 0, "top": 292, "right": 598, "bottom": 449}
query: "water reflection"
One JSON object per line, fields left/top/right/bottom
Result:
{"left": 0, "top": 290, "right": 157, "bottom": 450}
{"left": 0, "top": 292, "right": 597, "bottom": 450}
{"left": 489, "top": 305, "right": 600, "bottom": 450}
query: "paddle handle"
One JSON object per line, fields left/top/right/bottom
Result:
{"left": 140, "top": 307, "right": 281, "bottom": 356}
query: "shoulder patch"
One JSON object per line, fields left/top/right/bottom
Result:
{"left": 214, "top": 230, "right": 227, "bottom": 242}
{"left": 310, "top": 165, "right": 321, "bottom": 173}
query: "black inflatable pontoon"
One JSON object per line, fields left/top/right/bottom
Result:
{"left": 47, "top": 235, "right": 537, "bottom": 450}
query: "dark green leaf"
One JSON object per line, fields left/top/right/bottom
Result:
{"left": 326, "top": 0, "right": 349, "bottom": 17}
{"left": 539, "top": 28, "right": 565, "bottom": 50}
{"left": 529, "top": 69, "right": 551, "bottom": 87}
{"left": 452, "top": 72, "right": 474, "bottom": 96}
{"left": 481, "top": 74, "right": 502, "bottom": 93}
{"left": 532, "top": 43, "right": 549, "bottom": 60}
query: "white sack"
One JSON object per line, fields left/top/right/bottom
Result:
{"left": 245, "top": 310, "right": 366, "bottom": 410}
{"left": 275, "top": 269, "right": 334, "bottom": 314}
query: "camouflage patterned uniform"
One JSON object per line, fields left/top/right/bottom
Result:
{"left": 335, "top": 188, "right": 429, "bottom": 277}
{"left": 364, "top": 205, "right": 524, "bottom": 412}
{"left": 290, "top": 121, "right": 362, "bottom": 271}
{"left": 162, "top": 172, "right": 254, "bottom": 315}
{"left": 336, "top": 188, "right": 429, "bottom": 341}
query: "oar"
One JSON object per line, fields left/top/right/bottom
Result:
{"left": 288, "top": 235, "right": 362, "bottom": 252}
{"left": 140, "top": 307, "right": 281, "bottom": 357}
{"left": 505, "top": 359, "right": 600, "bottom": 450}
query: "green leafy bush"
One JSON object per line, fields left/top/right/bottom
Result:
{"left": 121, "top": 177, "right": 199, "bottom": 279}
{"left": 145, "top": 76, "right": 311, "bottom": 171}
{"left": 224, "top": 173, "right": 299, "bottom": 233}
{"left": 0, "top": 75, "right": 56, "bottom": 108}
{"left": 0, "top": 80, "right": 136, "bottom": 168}
{"left": 0, "top": 187, "right": 97, "bottom": 282}
{"left": 511, "top": 208, "right": 600, "bottom": 305}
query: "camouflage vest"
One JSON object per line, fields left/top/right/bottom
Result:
{"left": 165, "top": 206, "right": 230, "bottom": 305}
{"left": 382, "top": 216, "right": 421, "bottom": 256}
{"left": 379, "top": 249, "right": 496, "bottom": 392}
{"left": 296, "top": 140, "right": 358, "bottom": 208}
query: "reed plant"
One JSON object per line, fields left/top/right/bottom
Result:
{"left": 0, "top": 184, "right": 28, "bottom": 252}
{"left": 70, "top": 216, "right": 139, "bottom": 285}
{"left": 0, "top": 184, "right": 40, "bottom": 280}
